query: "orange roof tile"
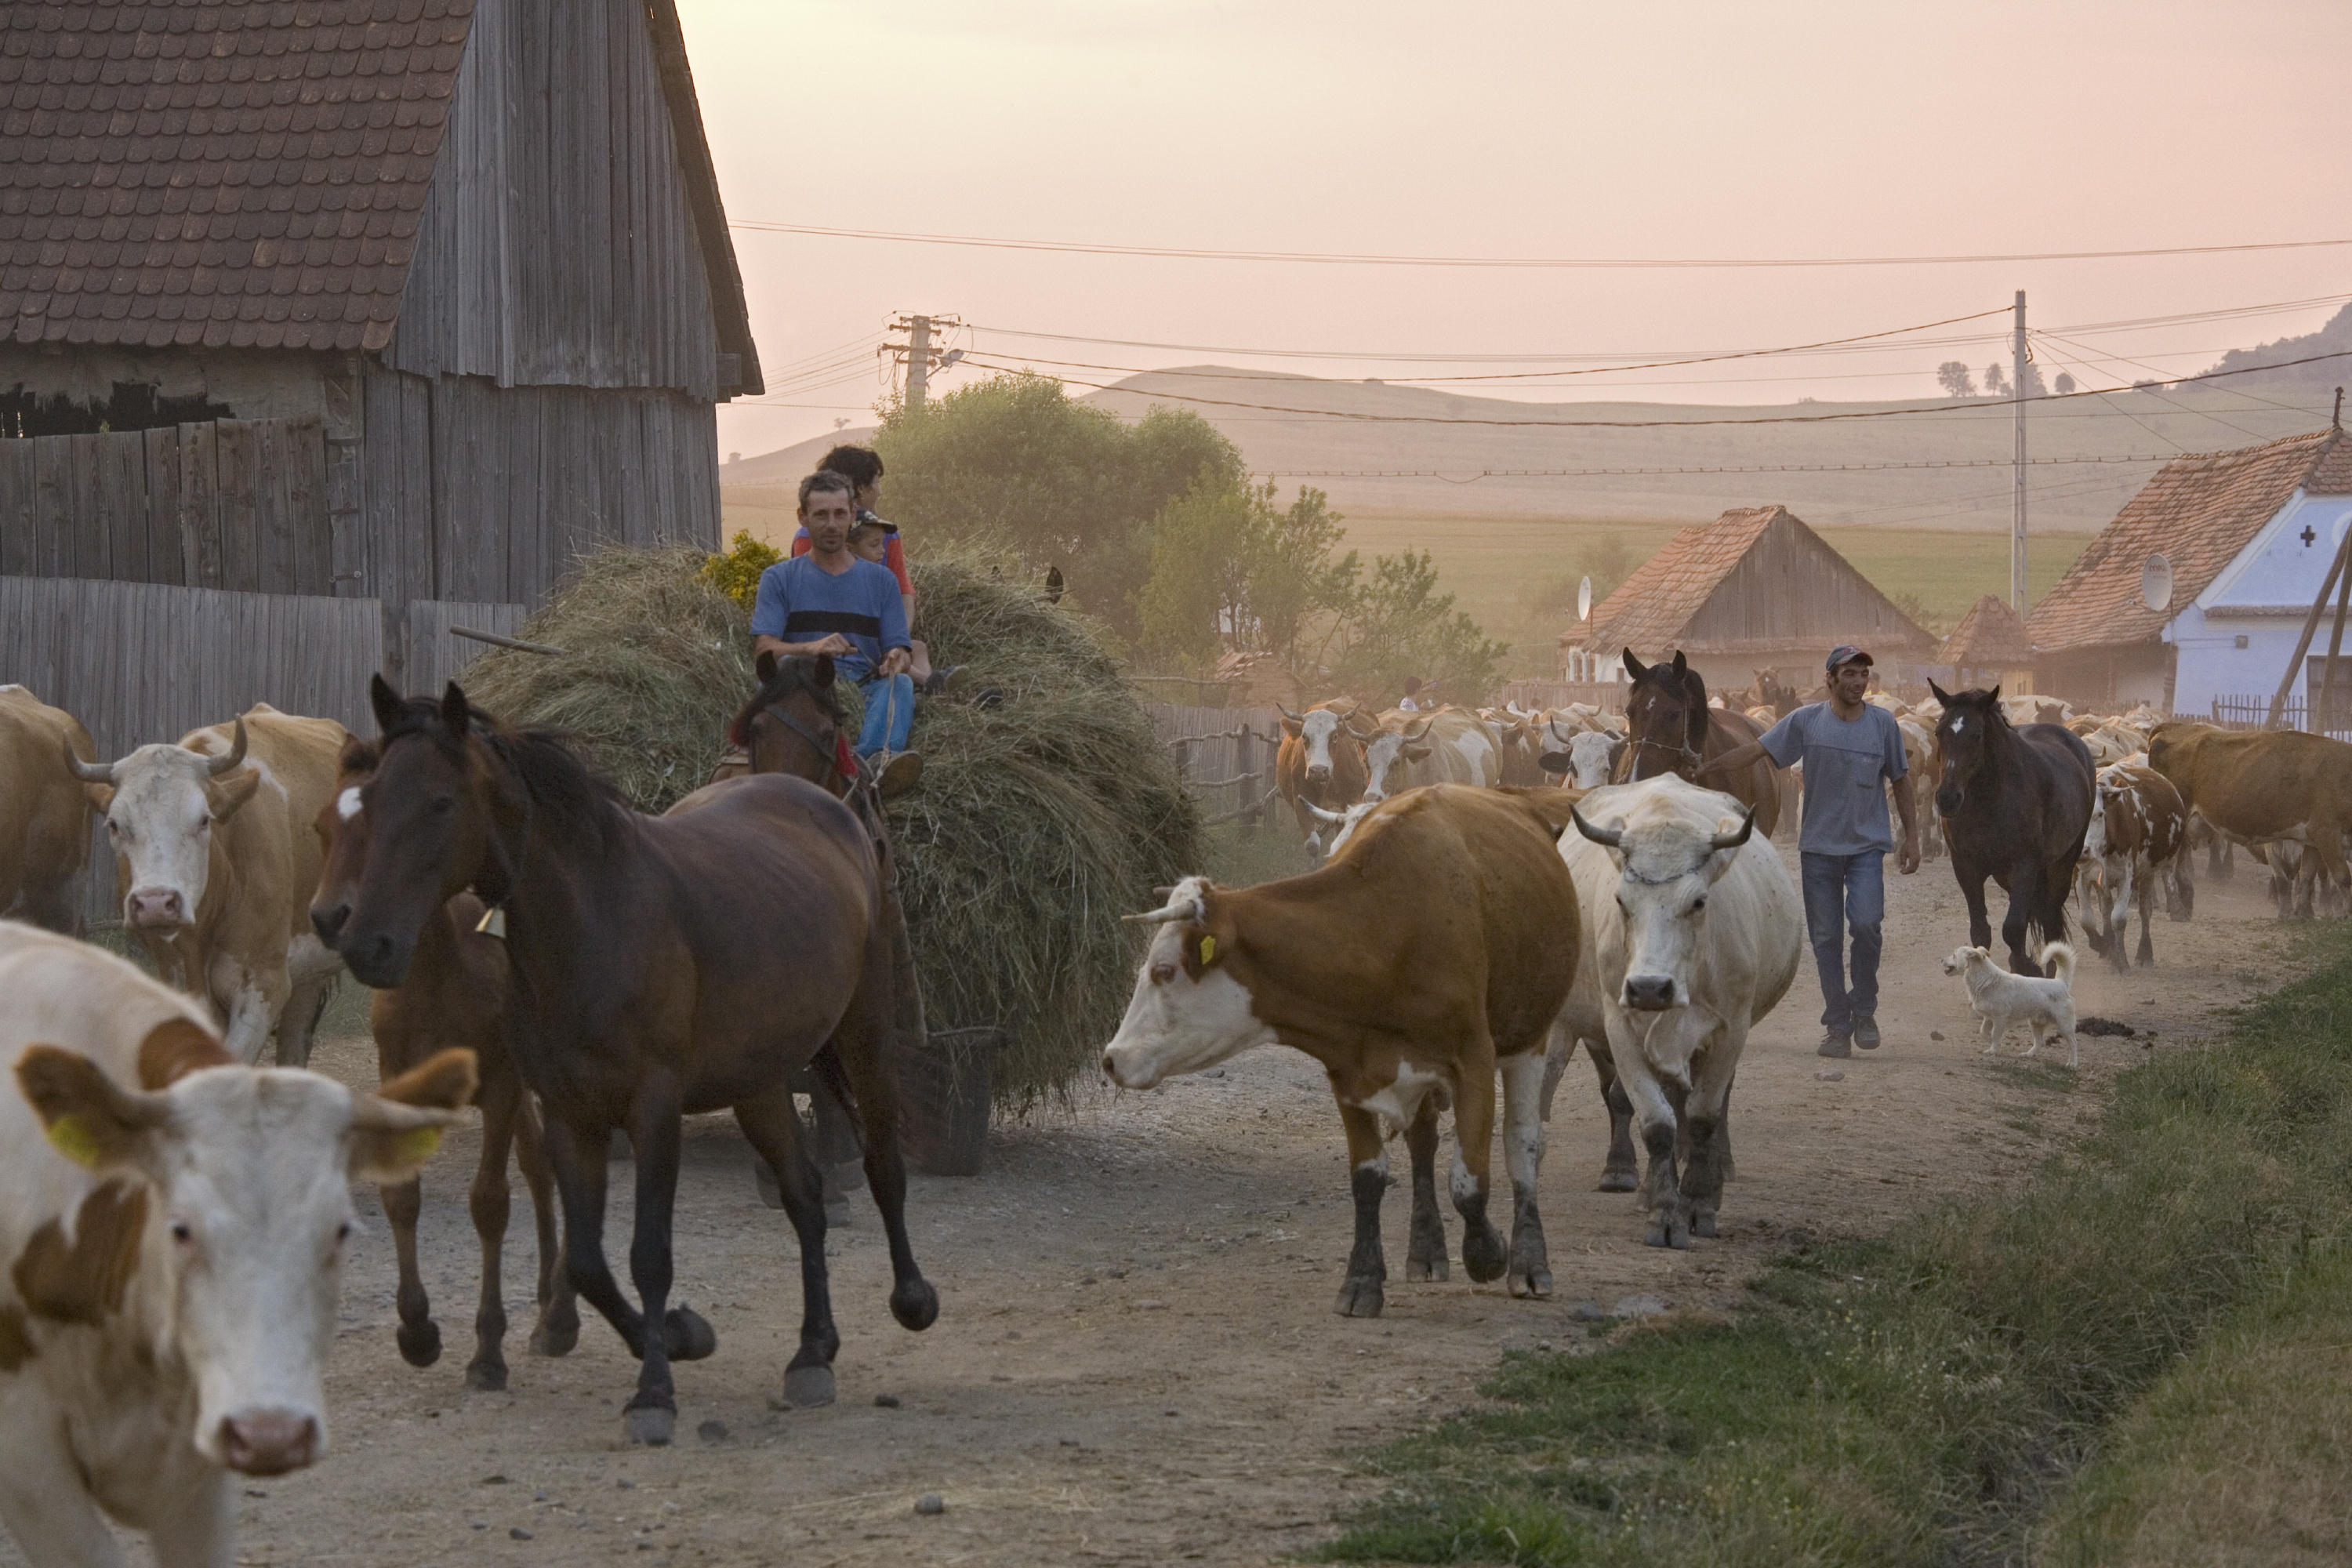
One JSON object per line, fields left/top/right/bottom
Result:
{"left": 2025, "top": 428, "right": 2352, "bottom": 655}
{"left": 1564, "top": 506, "right": 1782, "bottom": 654}
{"left": 1939, "top": 594, "right": 2033, "bottom": 669}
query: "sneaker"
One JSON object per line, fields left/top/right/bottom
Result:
{"left": 870, "top": 750, "right": 924, "bottom": 798}
{"left": 922, "top": 665, "right": 966, "bottom": 697}
{"left": 1853, "top": 1015, "right": 1882, "bottom": 1050}
{"left": 1817, "top": 1029, "right": 1852, "bottom": 1058}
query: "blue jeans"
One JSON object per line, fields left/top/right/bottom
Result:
{"left": 837, "top": 654, "right": 913, "bottom": 757}
{"left": 1801, "top": 851, "right": 1884, "bottom": 1029}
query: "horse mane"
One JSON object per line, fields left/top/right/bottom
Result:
{"left": 727, "top": 655, "right": 845, "bottom": 749}
{"left": 378, "top": 692, "right": 627, "bottom": 851}
{"left": 1675, "top": 662, "right": 1710, "bottom": 753}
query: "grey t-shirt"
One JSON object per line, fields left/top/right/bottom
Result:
{"left": 1759, "top": 702, "right": 1907, "bottom": 856}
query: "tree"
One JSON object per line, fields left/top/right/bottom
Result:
{"left": 1138, "top": 480, "right": 1359, "bottom": 673}
{"left": 1304, "top": 550, "right": 1508, "bottom": 704}
{"left": 1936, "top": 361, "right": 1976, "bottom": 398}
{"left": 2016, "top": 361, "right": 2047, "bottom": 398}
{"left": 871, "top": 372, "right": 1242, "bottom": 641}
{"left": 2053, "top": 371, "right": 2076, "bottom": 395}
{"left": 1983, "top": 362, "right": 2009, "bottom": 397}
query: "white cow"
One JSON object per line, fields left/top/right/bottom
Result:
{"left": 67, "top": 706, "right": 347, "bottom": 1065}
{"left": 0, "top": 920, "right": 470, "bottom": 1568}
{"left": 1560, "top": 776, "right": 1802, "bottom": 1248}
{"left": 1362, "top": 707, "right": 1501, "bottom": 800}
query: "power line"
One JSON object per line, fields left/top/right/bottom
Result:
{"left": 1254, "top": 454, "right": 2179, "bottom": 481}
{"left": 726, "top": 220, "right": 2352, "bottom": 270}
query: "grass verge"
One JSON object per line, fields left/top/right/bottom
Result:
{"left": 1316, "top": 923, "right": 2352, "bottom": 1566}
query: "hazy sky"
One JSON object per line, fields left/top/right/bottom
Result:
{"left": 676, "top": 0, "right": 2352, "bottom": 459}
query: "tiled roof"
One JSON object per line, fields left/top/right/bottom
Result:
{"left": 1939, "top": 593, "right": 2033, "bottom": 669}
{"left": 2026, "top": 428, "right": 2352, "bottom": 655}
{"left": 0, "top": 2, "right": 472, "bottom": 353}
{"left": 1565, "top": 504, "right": 1783, "bottom": 654}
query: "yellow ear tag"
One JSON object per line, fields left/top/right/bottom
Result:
{"left": 474, "top": 906, "right": 506, "bottom": 939}
{"left": 397, "top": 1127, "right": 444, "bottom": 1163}
{"left": 1198, "top": 935, "right": 1216, "bottom": 967}
{"left": 45, "top": 1114, "right": 104, "bottom": 1168}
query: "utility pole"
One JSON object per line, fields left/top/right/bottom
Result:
{"left": 2012, "top": 289, "right": 2028, "bottom": 616}
{"left": 885, "top": 314, "right": 962, "bottom": 412}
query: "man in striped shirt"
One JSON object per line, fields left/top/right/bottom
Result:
{"left": 750, "top": 470, "right": 922, "bottom": 793}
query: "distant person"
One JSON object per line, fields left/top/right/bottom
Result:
{"left": 752, "top": 471, "right": 921, "bottom": 793}
{"left": 788, "top": 445, "right": 952, "bottom": 693}
{"left": 1695, "top": 645, "right": 1919, "bottom": 1058}
{"left": 1398, "top": 676, "right": 1425, "bottom": 713}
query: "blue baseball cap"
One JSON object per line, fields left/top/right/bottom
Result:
{"left": 1826, "top": 645, "right": 1873, "bottom": 672}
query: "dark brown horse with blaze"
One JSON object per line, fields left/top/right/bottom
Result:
{"left": 310, "top": 736, "right": 579, "bottom": 1390}
{"left": 1620, "top": 650, "right": 1784, "bottom": 837}
{"left": 325, "top": 677, "right": 936, "bottom": 1446}
{"left": 1929, "top": 682, "right": 2094, "bottom": 976}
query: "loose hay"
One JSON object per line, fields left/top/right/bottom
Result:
{"left": 454, "top": 544, "right": 1202, "bottom": 1109}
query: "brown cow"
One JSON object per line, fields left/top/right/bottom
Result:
{"left": 1102, "top": 785, "right": 1580, "bottom": 1317}
{"left": 1275, "top": 699, "right": 1374, "bottom": 857}
{"left": 308, "top": 739, "right": 578, "bottom": 1390}
{"left": 0, "top": 686, "right": 94, "bottom": 933}
{"left": 2074, "top": 762, "right": 2190, "bottom": 971}
{"left": 2146, "top": 723, "right": 2352, "bottom": 916}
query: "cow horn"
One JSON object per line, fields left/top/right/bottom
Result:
{"left": 1569, "top": 803, "right": 1624, "bottom": 848}
{"left": 1709, "top": 809, "right": 1756, "bottom": 852}
{"left": 205, "top": 717, "right": 249, "bottom": 776}
{"left": 1276, "top": 703, "right": 1304, "bottom": 725}
{"left": 1548, "top": 717, "right": 1576, "bottom": 745}
{"left": 1402, "top": 717, "right": 1432, "bottom": 742}
{"left": 1123, "top": 893, "right": 1204, "bottom": 925}
{"left": 1305, "top": 802, "right": 1346, "bottom": 825}
{"left": 61, "top": 731, "right": 114, "bottom": 784}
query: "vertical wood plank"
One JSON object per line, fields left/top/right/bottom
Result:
{"left": 180, "top": 421, "right": 222, "bottom": 588}
{"left": 142, "top": 426, "right": 180, "bottom": 585}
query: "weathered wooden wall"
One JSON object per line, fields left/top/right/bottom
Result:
{"left": 405, "top": 598, "right": 528, "bottom": 698}
{"left": 1684, "top": 512, "right": 1935, "bottom": 656}
{"left": 0, "top": 419, "right": 332, "bottom": 596}
{"left": 386, "top": 0, "right": 720, "bottom": 399}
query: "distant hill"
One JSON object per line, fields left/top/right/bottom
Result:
{"left": 2198, "top": 300, "right": 2352, "bottom": 391}
{"left": 720, "top": 426, "right": 876, "bottom": 493}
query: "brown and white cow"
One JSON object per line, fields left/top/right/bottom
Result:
{"left": 0, "top": 920, "right": 470, "bottom": 1568}
{"left": 67, "top": 705, "right": 348, "bottom": 1065}
{"left": 1102, "top": 784, "right": 1580, "bottom": 1317}
{"left": 2074, "top": 762, "right": 2191, "bottom": 971}
{"left": 0, "top": 686, "right": 95, "bottom": 934}
{"left": 1275, "top": 700, "right": 1374, "bottom": 857}
{"left": 1360, "top": 706, "right": 1502, "bottom": 800}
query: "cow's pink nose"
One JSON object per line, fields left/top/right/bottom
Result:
{"left": 128, "top": 888, "right": 183, "bottom": 927}
{"left": 218, "top": 1408, "right": 320, "bottom": 1475}
{"left": 1307, "top": 764, "right": 1330, "bottom": 782}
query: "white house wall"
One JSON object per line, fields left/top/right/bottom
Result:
{"left": 2166, "top": 488, "right": 2352, "bottom": 713}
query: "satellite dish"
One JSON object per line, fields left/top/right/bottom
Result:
{"left": 1577, "top": 575, "right": 1593, "bottom": 622}
{"left": 2141, "top": 553, "right": 2174, "bottom": 613}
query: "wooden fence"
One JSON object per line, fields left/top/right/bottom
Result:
{"left": 406, "top": 599, "right": 531, "bottom": 698}
{"left": 1496, "top": 679, "right": 1627, "bottom": 713}
{"left": 0, "top": 419, "right": 332, "bottom": 596}
{"left": 1145, "top": 702, "right": 1285, "bottom": 832}
{"left": 2208, "top": 695, "right": 2352, "bottom": 742}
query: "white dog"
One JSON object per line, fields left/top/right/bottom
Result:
{"left": 1940, "top": 942, "right": 2079, "bottom": 1066}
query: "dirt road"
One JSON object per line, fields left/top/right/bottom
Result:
{"left": 17, "top": 862, "right": 2303, "bottom": 1568}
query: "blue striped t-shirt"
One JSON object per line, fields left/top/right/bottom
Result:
{"left": 748, "top": 555, "right": 910, "bottom": 670}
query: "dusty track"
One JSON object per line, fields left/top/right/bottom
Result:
{"left": 12, "top": 862, "right": 2304, "bottom": 1567}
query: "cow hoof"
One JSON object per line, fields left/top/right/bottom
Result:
{"left": 1461, "top": 1229, "right": 1506, "bottom": 1283}
{"left": 397, "top": 1319, "right": 442, "bottom": 1368}
{"left": 1334, "top": 1278, "right": 1385, "bottom": 1318}
{"left": 753, "top": 1160, "right": 785, "bottom": 1210}
{"left": 1404, "top": 1255, "right": 1449, "bottom": 1283}
{"left": 531, "top": 1314, "right": 580, "bottom": 1358}
{"left": 1598, "top": 1171, "right": 1639, "bottom": 1193}
{"left": 662, "top": 1308, "right": 717, "bottom": 1362}
{"left": 465, "top": 1359, "right": 509, "bottom": 1393}
{"left": 1644, "top": 1217, "right": 1692, "bottom": 1249}
{"left": 891, "top": 1277, "right": 940, "bottom": 1332}
{"left": 1693, "top": 1213, "right": 1718, "bottom": 1239}
{"left": 782, "top": 1363, "right": 837, "bottom": 1409}
{"left": 1508, "top": 1268, "right": 1553, "bottom": 1300}
{"left": 623, "top": 1403, "right": 674, "bottom": 1447}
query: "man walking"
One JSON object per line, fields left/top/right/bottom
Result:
{"left": 1697, "top": 645, "right": 1919, "bottom": 1058}
{"left": 751, "top": 470, "right": 922, "bottom": 793}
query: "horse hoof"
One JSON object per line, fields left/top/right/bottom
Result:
{"left": 465, "top": 1359, "right": 509, "bottom": 1393}
{"left": 1693, "top": 1213, "right": 1718, "bottom": 1239}
{"left": 397, "top": 1319, "right": 442, "bottom": 1369}
{"left": 530, "top": 1316, "right": 579, "bottom": 1358}
{"left": 1508, "top": 1269, "right": 1553, "bottom": 1300}
{"left": 1334, "top": 1278, "right": 1384, "bottom": 1318}
{"left": 623, "top": 1403, "right": 674, "bottom": 1447}
{"left": 663, "top": 1308, "right": 717, "bottom": 1362}
{"left": 1598, "top": 1170, "right": 1638, "bottom": 1193}
{"left": 1461, "top": 1230, "right": 1506, "bottom": 1283}
{"left": 782, "top": 1364, "right": 837, "bottom": 1409}
{"left": 891, "top": 1278, "right": 939, "bottom": 1332}
{"left": 1403, "top": 1255, "right": 1449, "bottom": 1283}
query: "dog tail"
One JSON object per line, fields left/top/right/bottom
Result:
{"left": 2041, "top": 941, "right": 2076, "bottom": 989}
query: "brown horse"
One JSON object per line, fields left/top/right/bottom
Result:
{"left": 310, "top": 737, "right": 579, "bottom": 1389}
{"left": 1621, "top": 650, "right": 1784, "bottom": 837}
{"left": 1929, "top": 682, "right": 2093, "bottom": 976}
{"left": 325, "top": 678, "right": 936, "bottom": 1445}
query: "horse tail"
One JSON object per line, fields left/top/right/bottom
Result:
{"left": 2040, "top": 941, "right": 2076, "bottom": 989}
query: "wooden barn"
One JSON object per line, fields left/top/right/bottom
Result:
{"left": 2025, "top": 427, "right": 2352, "bottom": 715}
{"left": 1936, "top": 593, "right": 2036, "bottom": 693}
{"left": 0, "top": 0, "right": 761, "bottom": 681}
{"left": 1560, "top": 504, "right": 1936, "bottom": 695}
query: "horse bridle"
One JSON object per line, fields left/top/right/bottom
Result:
{"left": 750, "top": 691, "right": 851, "bottom": 798}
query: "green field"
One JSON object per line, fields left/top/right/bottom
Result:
{"left": 1334, "top": 512, "right": 2093, "bottom": 679}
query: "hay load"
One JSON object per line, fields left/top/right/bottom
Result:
{"left": 456, "top": 544, "right": 1203, "bottom": 1107}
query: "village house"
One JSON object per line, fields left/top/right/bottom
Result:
{"left": 1560, "top": 504, "right": 1936, "bottom": 695}
{"left": 2026, "top": 427, "right": 2352, "bottom": 716}
{"left": 1936, "top": 593, "right": 2036, "bottom": 694}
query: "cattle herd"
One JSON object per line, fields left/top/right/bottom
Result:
{"left": 3, "top": 652, "right": 2352, "bottom": 1564}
